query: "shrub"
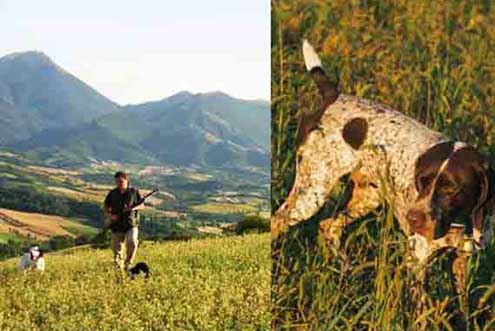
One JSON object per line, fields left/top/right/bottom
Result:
{"left": 236, "top": 215, "right": 270, "bottom": 234}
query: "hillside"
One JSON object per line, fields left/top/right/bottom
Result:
{"left": 0, "top": 234, "right": 270, "bottom": 331}
{"left": 116, "top": 91, "right": 270, "bottom": 167}
{"left": 0, "top": 51, "right": 269, "bottom": 170}
{"left": 0, "top": 51, "right": 119, "bottom": 144}
{"left": 15, "top": 91, "right": 270, "bottom": 169}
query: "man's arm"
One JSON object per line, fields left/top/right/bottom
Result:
{"left": 130, "top": 189, "right": 145, "bottom": 211}
{"left": 103, "top": 192, "right": 112, "bottom": 215}
{"left": 103, "top": 204, "right": 112, "bottom": 217}
{"left": 18, "top": 253, "right": 29, "bottom": 271}
{"left": 103, "top": 207, "right": 116, "bottom": 229}
{"left": 103, "top": 192, "right": 118, "bottom": 228}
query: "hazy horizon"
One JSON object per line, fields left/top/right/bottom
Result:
{"left": 0, "top": 0, "right": 269, "bottom": 104}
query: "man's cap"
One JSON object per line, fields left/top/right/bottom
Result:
{"left": 29, "top": 246, "right": 40, "bottom": 259}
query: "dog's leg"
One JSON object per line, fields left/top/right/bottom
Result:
{"left": 446, "top": 252, "right": 471, "bottom": 331}
{"left": 452, "top": 253, "right": 468, "bottom": 294}
{"left": 272, "top": 40, "right": 353, "bottom": 238}
{"left": 318, "top": 174, "right": 381, "bottom": 250}
{"left": 272, "top": 133, "right": 358, "bottom": 238}
{"left": 410, "top": 267, "right": 429, "bottom": 331}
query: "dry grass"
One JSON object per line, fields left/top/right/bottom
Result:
{"left": 191, "top": 202, "right": 258, "bottom": 215}
{"left": 26, "top": 165, "right": 81, "bottom": 176}
{"left": 47, "top": 186, "right": 103, "bottom": 203}
{"left": 0, "top": 208, "right": 80, "bottom": 240}
{"left": 197, "top": 226, "right": 224, "bottom": 235}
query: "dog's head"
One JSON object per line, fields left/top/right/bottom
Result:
{"left": 407, "top": 142, "right": 494, "bottom": 251}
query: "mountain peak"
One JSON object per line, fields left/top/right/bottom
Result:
{"left": 169, "top": 90, "right": 194, "bottom": 98}
{"left": 0, "top": 51, "right": 63, "bottom": 74}
{"left": 0, "top": 50, "right": 119, "bottom": 144}
{"left": 168, "top": 91, "right": 234, "bottom": 101}
{"left": 1, "top": 50, "right": 53, "bottom": 63}
{"left": 164, "top": 90, "right": 196, "bottom": 103}
{"left": 201, "top": 91, "right": 232, "bottom": 99}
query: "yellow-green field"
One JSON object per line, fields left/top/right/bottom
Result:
{"left": 191, "top": 202, "right": 258, "bottom": 215}
{"left": 0, "top": 234, "right": 270, "bottom": 331}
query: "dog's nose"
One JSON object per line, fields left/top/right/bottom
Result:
{"left": 406, "top": 209, "right": 426, "bottom": 227}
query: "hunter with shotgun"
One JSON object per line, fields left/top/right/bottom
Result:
{"left": 103, "top": 171, "right": 158, "bottom": 271}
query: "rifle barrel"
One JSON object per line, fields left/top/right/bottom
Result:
{"left": 138, "top": 189, "right": 159, "bottom": 204}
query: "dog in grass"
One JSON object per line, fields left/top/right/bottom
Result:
{"left": 127, "top": 262, "right": 150, "bottom": 279}
{"left": 272, "top": 40, "right": 495, "bottom": 295}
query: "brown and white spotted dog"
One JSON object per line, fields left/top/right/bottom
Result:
{"left": 272, "top": 40, "right": 495, "bottom": 292}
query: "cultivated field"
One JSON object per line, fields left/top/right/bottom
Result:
{"left": 272, "top": 1, "right": 495, "bottom": 330}
{"left": 191, "top": 202, "right": 259, "bottom": 215}
{"left": 0, "top": 234, "right": 270, "bottom": 331}
{"left": 0, "top": 208, "right": 96, "bottom": 241}
{"left": 0, "top": 152, "right": 269, "bottom": 249}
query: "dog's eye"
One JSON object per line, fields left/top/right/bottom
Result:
{"left": 419, "top": 174, "right": 435, "bottom": 190}
{"left": 436, "top": 177, "right": 459, "bottom": 195}
{"left": 442, "top": 186, "right": 458, "bottom": 194}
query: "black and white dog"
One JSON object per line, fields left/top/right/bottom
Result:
{"left": 128, "top": 262, "right": 150, "bottom": 279}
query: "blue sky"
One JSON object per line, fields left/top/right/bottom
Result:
{"left": 0, "top": 0, "right": 269, "bottom": 104}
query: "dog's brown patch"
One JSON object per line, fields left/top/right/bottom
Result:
{"left": 342, "top": 118, "right": 368, "bottom": 150}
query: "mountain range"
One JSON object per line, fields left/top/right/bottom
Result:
{"left": 0, "top": 51, "right": 269, "bottom": 169}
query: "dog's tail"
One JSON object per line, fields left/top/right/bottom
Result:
{"left": 296, "top": 40, "right": 339, "bottom": 147}
{"left": 302, "top": 40, "right": 339, "bottom": 107}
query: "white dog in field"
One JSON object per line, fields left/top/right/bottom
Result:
{"left": 18, "top": 246, "right": 45, "bottom": 272}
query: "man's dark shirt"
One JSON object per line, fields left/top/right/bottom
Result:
{"left": 104, "top": 187, "right": 142, "bottom": 233}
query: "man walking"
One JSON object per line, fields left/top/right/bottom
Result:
{"left": 103, "top": 171, "right": 144, "bottom": 271}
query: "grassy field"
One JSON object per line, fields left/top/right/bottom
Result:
{"left": 0, "top": 232, "right": 23, "bottom": 244}
{"left": 0, "top": 234, "right": 270, "bottom": 331}
{"left": 191, "top": 202, "right": 259, "bottom": 215}
{"left": 272, "top": 1, "right": 495, "bottom": 330}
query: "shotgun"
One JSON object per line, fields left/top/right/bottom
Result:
{"left": 105, "top": 188, "right": 159, "bottom": 229}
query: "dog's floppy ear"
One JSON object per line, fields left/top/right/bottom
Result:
{"left": 483, "top": 163, "right": 495, "bottom": 210}
{"left": 471, "top": 157, "right": 495, "bottom": 245}
{"left": 473, "top": 157, "right": 494, "bottom": 211}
